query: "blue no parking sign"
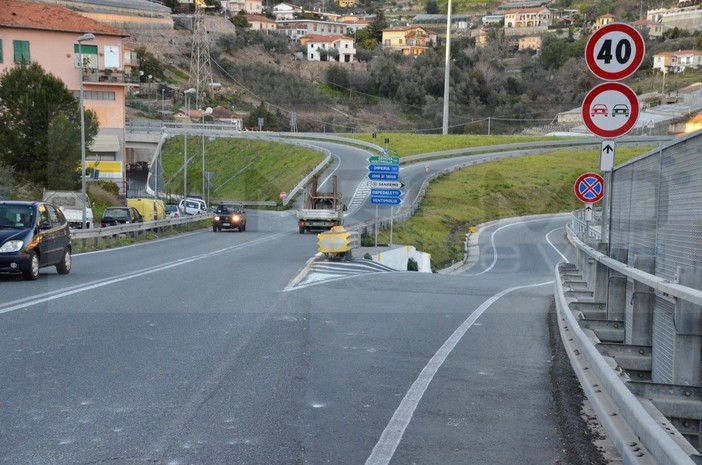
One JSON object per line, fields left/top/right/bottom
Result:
{"left": 574, "top": 172, "right": 605, "bottom": 203}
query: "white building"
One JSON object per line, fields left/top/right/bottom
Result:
{"left": 300, "top": 34, "right": 355, "bottom": 62}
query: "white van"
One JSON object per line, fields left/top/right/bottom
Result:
{"left": 179, "top": 197, "right": 207, "bottom": 215}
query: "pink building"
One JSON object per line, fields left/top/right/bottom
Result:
{"left": 0, "top": 0, "right": 134, "bottom": 190}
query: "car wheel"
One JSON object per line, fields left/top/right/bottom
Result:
{"left": 299, "top": 226, "right": 305, "bottom": 234}
{"left": 242, "top": 222, "right": 246, "bottom": 232}
{"left": 56, "top": 248, "right": 72, "bottom": 275}
{"left": 213, "top": 225, "right": 217, "bottom": 232}
{"left": 22, "top": 251, "right": 40, "bottom": 280}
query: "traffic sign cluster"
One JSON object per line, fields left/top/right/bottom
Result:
{"left": 368, "top": 155, "right": 403, "bottom": 205}
{"left": 581, "top": 22, "right": 644, "bottom": 139}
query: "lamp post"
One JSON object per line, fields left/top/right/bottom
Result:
{"left": 78, "top": 32, "right": 95, "bottom": 229}
{"left": 183, "top": 87, "right": 196, "bottom": 198}
{"left": 442, "top": 0, "right": 452, "bottom": 135}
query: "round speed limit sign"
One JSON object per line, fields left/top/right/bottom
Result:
{"left": 585, "top": 23, "right": 645, "bottom": 81}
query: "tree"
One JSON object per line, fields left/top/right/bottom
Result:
{"left": 247, "top": 102, "right": 279, "bottom": 130}
{"left": 0, "top": 63, "right": 99, "bottom": 190}
{"left": 356, "top": 9, "right": 388, "bottom": 49}
{"left": 135, "top": 47, "right": 164, "bottom": 81}
{"left": 326, "top": 65, "right": 350, "bottom": 90}
{"left": 231, "top": 10, "right": 251, "bottom": 28}
{"left": 426, "top": 0, "right": 439, "bottom": 14}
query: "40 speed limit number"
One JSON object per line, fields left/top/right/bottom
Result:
{"left": 585, "top": 23, "right": 645, "bottom": 81}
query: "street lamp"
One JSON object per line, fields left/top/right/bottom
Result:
{"left": 183, "top": 87, "right": 196, "bottom": 198}
{"left": 442, "top": 0, "right": 452, "bottom": 135}
{"left": 202, "top": 107, "right": 213, "bottom": 197}
{"left": 78, "top": 32, "right": 95, "bottom": 229}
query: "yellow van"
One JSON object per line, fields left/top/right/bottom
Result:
{"left": 127, "top": 198, "right": 166, "bottom": 222}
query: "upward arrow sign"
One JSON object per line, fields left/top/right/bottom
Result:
{"left": 600, "top": 139, "right": 616, "bottom": 172}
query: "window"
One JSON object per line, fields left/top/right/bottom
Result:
{"left": 13, "top": 40, "right": 30, "bottom": 64}
{"left": 74, "top": 44, "right": 98, "bottom": 68}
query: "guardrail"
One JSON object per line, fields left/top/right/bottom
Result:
{"left": 71, "top": 213, "right": 210, "bottom": 247}
{"left": 558, "top": 220, "right": 702, "bottom": 465}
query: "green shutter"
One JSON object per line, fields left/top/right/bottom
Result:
{"left": 13, "top": 40, "right": 30, "bottom": 63}
{"left": 73, "top": 44, "right": 98, "bottom": 54}
{"left": 0, "top": 39, "right": 3, "bottom": 63}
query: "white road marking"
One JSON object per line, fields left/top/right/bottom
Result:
{"left": 0, "top": 232, "right": 290, "bottom": 314}
{"left": 366, "top": 218, "right": 569, "bottom": 465}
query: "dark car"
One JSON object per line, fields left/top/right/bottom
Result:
{"left": 0, "top": 201, "right": 72, "bottom": 280}
{"left": 212, "top": 202, "right": 246, "bottom": 232}
{"left": 100, "top": 207, "right": 144, "bottom": 227}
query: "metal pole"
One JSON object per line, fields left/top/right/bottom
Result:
{"left": 184, "top": 100, "right": 188, "bottom": 199}
{"left": 77, "top": 33, "right": 95, "bottom": 229}
{"left": 202, "top": 127, "right": 205, "bottom": 197}
{"left": 374, "top": 205, "right": 378, "bottom": 247}
{"left": 441, "top": 0, "right": 452, "bottom": 135}
{"left": 390, "top": 206, "right": 393, "bottom": 246}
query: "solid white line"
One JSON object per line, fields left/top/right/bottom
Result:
{"left": 364, "top": 279, "right": 553, "bottom": 465}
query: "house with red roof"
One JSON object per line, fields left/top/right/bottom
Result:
{"left": 246, "top": 15, "right": 277, "bottom": 32}
{"left": 504, "top": 6, "right": 552, "bottom": 28}
{"left": 0, "top": 0, "right": 135, "bottom": 191}
{"left": 300, "top": 34, "right": 356, "bottom": 62}
{"left": 381, "top": 26, "right": 437, "bottom": 56}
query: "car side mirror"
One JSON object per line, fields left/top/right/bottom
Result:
{"left": 39, "top": 221, "right": 52, "bottom": 230}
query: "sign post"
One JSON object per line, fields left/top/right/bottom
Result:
{"left": 583, "top": 22, "right": 645, "bottom": 244}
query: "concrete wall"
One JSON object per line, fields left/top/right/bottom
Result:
{"left": 368, "top": 245, "right": 432, "bottom": 273}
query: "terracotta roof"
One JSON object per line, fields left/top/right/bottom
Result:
{"left": 504, "top": 6, "right": 550, "bottom": 14}
{"left": 300, "top": 34, "right": 349, "bottom": 43}
{"left": 246, "top": 14, "right": 275, "bottom": 23}
{"left": 0, "top": 0, "right": 129, "bottom": 37}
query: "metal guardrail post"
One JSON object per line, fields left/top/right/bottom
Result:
{"left": 630, "top": 255, "right": 655, "bottom": 346}
{"left": 593, "top": 242, "right": 609, "bottom": 303}
{"left": 673, "top": 266, "right": 702, "bottom": 386}
{"left": 607, "top": 247, "right": 629, "bottom": 321}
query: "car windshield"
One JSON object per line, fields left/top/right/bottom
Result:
{"left": 0, "top": 205, "right": 35, "bottom": 229}
{"left": 104, "top": 209, "right": 129, "bottom": 219}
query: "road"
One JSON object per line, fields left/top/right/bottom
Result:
{"left": 0, "top": 143, "right": 604, "bottom": 465}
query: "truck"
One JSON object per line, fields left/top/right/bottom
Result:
{"left": 296, "top": 175, "right": 344, "bottom": 234}
{"left": 42, "top": 190, "right": 94, "bottom": 229}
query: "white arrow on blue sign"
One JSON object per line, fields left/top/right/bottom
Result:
{"left": 368, "top": 164, "right": 400, "bottom": 173}
{"left": 371, "top": 188, "right": 402, "bottom": 197}
{"left": 369, "top": 172, "right": 399, "bottom": 181}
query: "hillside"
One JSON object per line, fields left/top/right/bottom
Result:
{"left": 126, "top": 3, "right": 701, "bottom": 135}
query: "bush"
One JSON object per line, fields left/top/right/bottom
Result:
{"left": 364, "top": 253, "right": 372, "bottom": 260}
{"left": 407, "top": 257, "right": 418, "bottom": 271}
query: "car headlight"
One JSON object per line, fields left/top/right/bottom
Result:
{"left": 231, "top": 215, "right": 240, "bottom": 222}
{"left": 214, "top": 215, "right": 221, "bottom": 221}
{"left": 0, "top": 240, "right": 24, "bottom": 253}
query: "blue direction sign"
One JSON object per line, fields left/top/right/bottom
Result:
{"left": 368, "top": 164, "right": 400, "bottom": 173}
{"left": 369, "top": 172, "right": 399, "bottom": 181}
{"left": 371, "top": 197, "right": 402, "bottom": 205}
{"left": 371, "top": 188, "right": 402, "bottom": 197}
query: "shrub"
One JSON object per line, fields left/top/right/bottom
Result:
{"left": 407, "top": 257, "right": 419, "bottom": 271}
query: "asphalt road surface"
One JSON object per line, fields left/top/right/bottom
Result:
{"left": 1, "top": 141, "right": 615, "bottom": 465}
{"left": 0, "top": 207, "right": 615, "bottom": 465}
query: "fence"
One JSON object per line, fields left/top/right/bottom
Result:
{"left": 559, "top": 128, "right": 702, "bottom": 464}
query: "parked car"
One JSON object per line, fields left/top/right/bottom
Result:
{"left": 212, "top": 202, "right": 246, "bottom": 232}
{"left": 0, "top": 201, "right": 72, "bottom": 280}
{"left": 165, "top": 203, "right": 181, "bottom": 218}
{"left": 179, "top": 197, "right": 207, "bottom": 215}
{"left": 100, "top": 207, "right": 144, "bottom": 227}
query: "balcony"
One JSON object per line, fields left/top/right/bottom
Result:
{"left": 82, "top": 69, "right": 140, "bottom": 84}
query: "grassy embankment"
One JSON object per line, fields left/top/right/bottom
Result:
{"left": 372, "top": 144, "right": 654, "bottom": 269}
{"left": 159, "top": 137, "right": 326, "bottom": 203}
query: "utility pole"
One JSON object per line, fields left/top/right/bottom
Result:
{"left": 189, "top": 3, "right": 214, "bottom": 109}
